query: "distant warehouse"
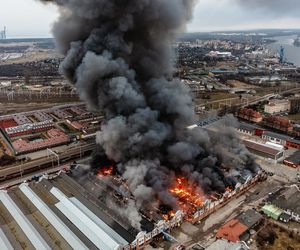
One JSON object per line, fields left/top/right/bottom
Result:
{"left": 283, "top": 150, "right": 300, "bottom": 168}
{"left": 243, "top": 140, "right": 284, "bottom": 163}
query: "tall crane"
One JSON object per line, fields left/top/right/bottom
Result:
{"left": 0, "top": 26, "right": 6, "bottom": 39}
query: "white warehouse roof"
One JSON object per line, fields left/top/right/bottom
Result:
{"left": 51, "top": 187, "right": 128, "bottom": 250}
{"left": 0, "top": 191, "right": 51, "bottom": 250}
{"left": 19, "top": 183, "right": 88, "bottom": 250}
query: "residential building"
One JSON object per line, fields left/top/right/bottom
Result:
{"left": 264, "top": 100, "right": 291, "bottom": 114}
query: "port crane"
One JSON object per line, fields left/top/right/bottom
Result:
{"left": 0, "top": 26, "right": 6, "bottom": 39}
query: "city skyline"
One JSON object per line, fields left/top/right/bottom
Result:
{"left": 0, "top": 0, "right": 299, "bottom": 38}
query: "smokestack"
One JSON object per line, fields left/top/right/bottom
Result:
{"left": 41, "top": 0, "right": 259, "bottom": 228}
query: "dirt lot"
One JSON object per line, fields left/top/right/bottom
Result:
{"left": 256, "top": 223, "right": 300, "bottom": 250}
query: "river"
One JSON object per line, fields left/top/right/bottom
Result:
{"left": 267, "top": 35, "right": 300, "bottom": 66}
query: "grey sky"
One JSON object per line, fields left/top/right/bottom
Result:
{"left": 0, "top": 0, "right": 300, "bottom": 38}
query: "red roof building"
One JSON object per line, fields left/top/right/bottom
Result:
{"left": 264, "top": 116, "right": 293, "bottom": 132}
{"left": 0, "top": 119, "right": 17, "bottom": 129}
{"left": 216, "top": 219, "right": 248, "bottom": 242}
{"left": 238, "top": 108, "right": 262, "bottom": 123}
{"left": 12, "top": 129, "right": 69, "bottom": 155}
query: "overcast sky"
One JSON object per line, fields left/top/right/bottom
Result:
{"left": 0, "top": 0, "right": 300, "bottom": 38}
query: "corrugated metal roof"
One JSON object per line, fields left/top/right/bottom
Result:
{"left": 51, "top": 187, "right": 124, "bottom": 250}
{"left": 0, "top": 191, "right": 51, "bottom": 250}
{"left": 19, "top": 183, "right": 88, "bottom": 250}
{"left": 0, "top": 228, "right": 13, "bottom": 250}
{"left": 243, "top": 140, "right": 282, "bottom": 156}
{"left": 70, "top": 198, "right": 128, "bottom": 245}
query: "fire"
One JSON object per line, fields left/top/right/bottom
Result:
{"left": 97, "top": 166, "right": 113, "bottom": 177}
{"left": 169, "top": 177, "right": 206, "bottom": 215}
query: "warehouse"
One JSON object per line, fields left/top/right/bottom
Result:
{"left": 0, "top": 176, "right": 139, "bottom": 250}
{"left": 283, "top": 150, "right": 300, "bottom": 168}
{"left": 267, "top": 186, "right": 300, "bottom": 223}
{"left": 262, "top": 131, "right": 300, "bottom": 149}
{"left": 235, "top": 122, "right": 265, "bottom": 136}
{"left": 262, "top": 131, "right": 287, "bottom": 146}
{"left": 243, "top": 140, "right": 284, "bottom": 162}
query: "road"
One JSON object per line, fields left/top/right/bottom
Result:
{"left": 195, "top": 86, "right": 300, "bottom": 111}
{"left": 0, "top": 142, "right": 96, "bottom": 182}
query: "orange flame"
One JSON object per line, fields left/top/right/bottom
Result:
{"left": 169, "top": 177, "right": 206, "bottom": 215}
{"left": 97, "top": 166, "right": 113, "bottom": 177}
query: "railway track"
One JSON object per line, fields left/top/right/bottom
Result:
{"left": 0, "top": 143, "right": 96, "bottom": 182}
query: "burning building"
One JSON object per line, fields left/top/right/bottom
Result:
{"left": 41, "top": 0, "right": 261, "bottom": 232}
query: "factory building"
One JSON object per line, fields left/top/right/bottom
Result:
{"left": 235, "top": 122, "right": 265, "bottom": 136}
{"left": 262, "top": 131, "right": 287, "bottom": 146}
{"left": 243, "top": 140, "right": 284, "bottom": 162}
{"left": 283, "top": 150, "right": 300, "bottom": 168}
{"left": 267, "top": 186, "right": 300, "bottom": 223}
{"left": 0, "top": 181, "right": 133, "bottom": 249}
{"left": 264, "top": 100, "right": 291, "bottom": 114}
{"left": 262, "top": 131, "right": 300, "bottom": 149}
{"left": 0, "top": 173, "right": 184, "bottom": 250}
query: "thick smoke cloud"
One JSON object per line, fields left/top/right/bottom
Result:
{"left": 42, "top": 0, "right": 259, "bottom": 228}
{"left": 234, "top": 0, "right": 300, "bottom": 16}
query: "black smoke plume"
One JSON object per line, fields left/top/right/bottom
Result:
{"left": 42, "top": 0, "right": 259, "bottom": 228}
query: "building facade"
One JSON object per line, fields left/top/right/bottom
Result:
{"left": 264, "top": 100, "right": 291, "bottom": 114}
